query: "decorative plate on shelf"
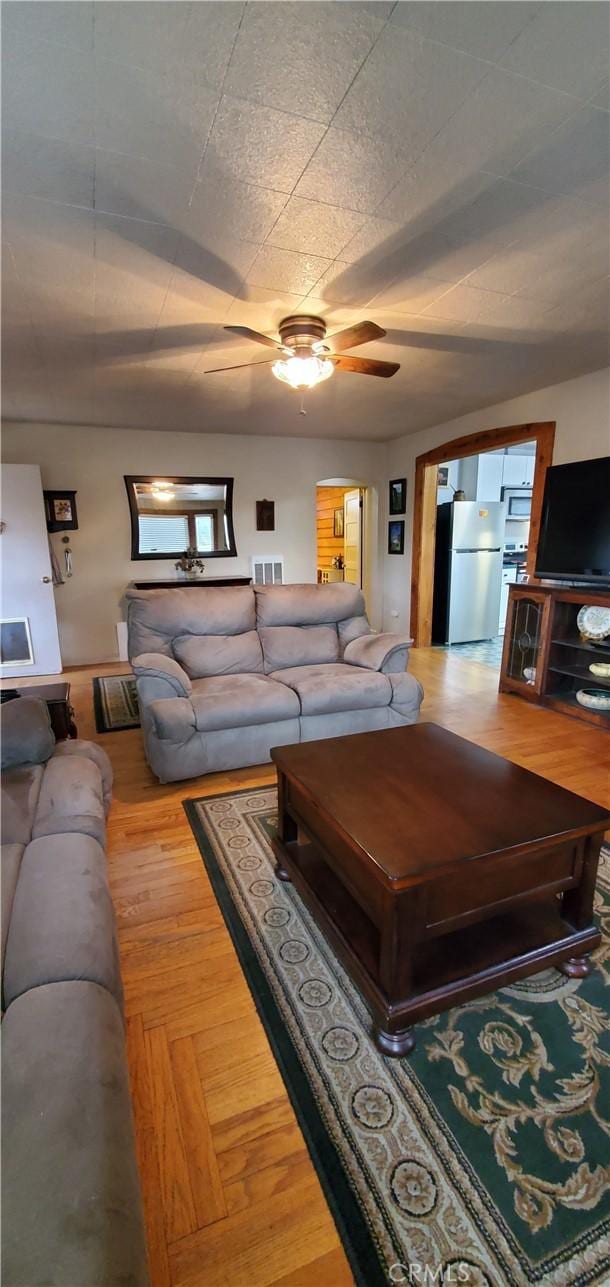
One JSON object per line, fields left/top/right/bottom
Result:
{"left": 575, "top": 688, "right": 610, "bottom": 711}
{"left": 577, "top": 605, "right": 610, "bottom": 640}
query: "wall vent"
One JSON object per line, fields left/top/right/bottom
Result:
{"left": 251, "top": 556, "right": 284, "bottom": 586}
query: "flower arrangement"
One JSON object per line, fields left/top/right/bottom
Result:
{"left": 175, "top": 546, "right": 205, "bottom": 577}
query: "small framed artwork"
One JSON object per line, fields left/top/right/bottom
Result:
{"left": 0, "top": 617, "right": 34, "bottom": 666}
{"left": 388, "top": 520, "right": 405, "bottom": 555}
{"left": 389, "top": 478, "right": 406, "bottom": 515}
{"left": 437, "top": 466, "right": 449, "bottom": 488}
{"left": 44, "top": 490, "right": 78, "bottom": 532}
{"left": 334, "top": 507, "right": 344, "bottom": 538}
{"left": 256, "top": 499, "right": 275, "bottom": 531}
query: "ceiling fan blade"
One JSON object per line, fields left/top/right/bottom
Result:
{"left": 204, "top": 358, "right": 277, "bottom": 373}
{"left": 326, "top": 321, "right": 386, "bottom": 352}
{"left": 332, "top": 354, "right": 399, "bottom": 378}
{"left": 223, "top": 325, "right": 281, "bottom": 350}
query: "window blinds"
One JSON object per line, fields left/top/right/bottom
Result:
{"left": 138, "top": 514, "right": 189, "bottom": 554}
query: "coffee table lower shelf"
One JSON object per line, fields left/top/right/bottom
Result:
{"left": 272, "top": 835, "right": 600, "bottom": 1057}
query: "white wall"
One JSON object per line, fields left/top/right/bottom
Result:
{"left": 3, "top": 366, "right": 608, "bottom": 659}
{"left": 2, "top": 423, "right": 386, "bottom": 664}
{"left": 383, "top": 368, "right": 610, "bottom": 632}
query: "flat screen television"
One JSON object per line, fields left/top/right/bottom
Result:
{"left": 535, "top": 456, "right": 610, "bottom": 586}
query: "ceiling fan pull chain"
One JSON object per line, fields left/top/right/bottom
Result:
{"left": 299, "top": 393, "right": 307, "bottom": 416}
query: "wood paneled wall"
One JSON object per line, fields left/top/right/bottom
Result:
{"left": 316, "top": 486, "right": 349, "bottom": 572}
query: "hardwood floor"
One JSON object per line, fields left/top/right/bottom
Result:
{"left": 8, "top": 651, "right": 610, "bottom": 1286}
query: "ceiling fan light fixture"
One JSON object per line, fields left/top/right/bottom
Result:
{"left": 272, "top": 354, "right": 334, "bottom": 391}
{"left": 151, "top": 482, "right": 174, "bottom": 501}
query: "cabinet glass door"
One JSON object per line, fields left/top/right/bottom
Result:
{"left": 504, "top": 593, "right": 548, "bottom": 693}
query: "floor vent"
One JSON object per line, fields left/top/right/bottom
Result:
{"left": 251, "top": 557, "right": 284, "bottom": 586}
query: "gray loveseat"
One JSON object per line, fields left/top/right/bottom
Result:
{"left": 127, "top": 582, "right": 423, "bottom": 783}
{"left": 1, "top": 697, "right": 149, "bottom": 1287}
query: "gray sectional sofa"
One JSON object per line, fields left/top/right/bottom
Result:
{"left": 1, "top": 697, "right": 149, "bottom": 1287}
{"left": 128, "top": 582, "right": 424, "bottom": 782}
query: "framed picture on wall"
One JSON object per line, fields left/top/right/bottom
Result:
{"left": 333, "top": 507, "right": 344, "bottom": 537}
{"left": 389, "top": 478, "right": 406, "bottom": 515}
{"left": 44, "top": 490, "right": 78, "bottom": 532}
{"left": 388, "top": 520, "right": 405, "bottom": 555}
{"left": 256, "top": 499, "right": 275, "bottom": 531}
{"left": 437, "top": 466, "right": 449, "bottom": 488}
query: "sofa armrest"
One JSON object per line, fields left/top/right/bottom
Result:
{"left": 132, "top": 652, "right": 192, "bottom": 698}
{"left": 149, "top": 697, "right": 196, "bottom": 741}
{"left": 51, "top": 740, "right": 113, "bottom": 815}
{"left": 343, "top": 632, "right": 413, "bottom": 674}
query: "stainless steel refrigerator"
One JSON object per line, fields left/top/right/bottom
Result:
{"left": 432, "top": 501, "right": 506, "bottom": 644}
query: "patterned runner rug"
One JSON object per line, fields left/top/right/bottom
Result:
{"left": 185, "top": 788, "right": 610, "bottom": 1287}
{"left": 93, "top": 674, "right": 139, "bottom": 732}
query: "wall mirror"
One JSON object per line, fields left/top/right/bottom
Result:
{"left": 125, "top": 475, "right": 237, "bottom": 560}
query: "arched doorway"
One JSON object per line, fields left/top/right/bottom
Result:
{"left": 410, "top": 421, "right": 555, "bottom": 646}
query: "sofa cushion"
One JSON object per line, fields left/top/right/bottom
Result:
{"left": 0, "top": 695, "right": 55, "bottom": 769}
{"left": 32, "top": 754, "right": 106, "bottom": 847}
{"left": 3, "top": 833, "right": 123, "bottom": 1010}
{"left": 191, "top": 673, "right": 299, "bottom": 732}
{"left": 1, "top": 843, "right": 24, "bottom": 980}
{"left": 1, "top": 763, "right": 45, "bottom": 845}
{"left": 1, "top": 980, "right": 149, "bottom": 1287}
{"left": 254, "top": 582, "right": 365, "bottom": 627}
{"left": 259, "top": 624, "right": 339, "bottom": 673}
{"left": 174, "top": 629, "right": 263, "bottom": 678}
{"left": 338, "top": 615, "right": 371, "bottom": 648}
{"left": 127, "top": 585, "right": 256, "bottom": 658}
{"left": 272, "top": 662, "right": 392, "bottom": 716}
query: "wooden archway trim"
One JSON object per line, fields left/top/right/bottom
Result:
{"left": 410, "top": 420, "right": 555, "bottom": 647}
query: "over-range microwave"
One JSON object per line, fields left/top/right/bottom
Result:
{"left": 501, "top": 486, "right": 532, "bottom": 520}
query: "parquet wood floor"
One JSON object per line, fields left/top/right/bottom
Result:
{"left": 7, "top": 650, "right": 609, "bottom": 1286}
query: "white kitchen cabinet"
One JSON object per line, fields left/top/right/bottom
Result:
{"left": 502, "top": 454, "right": 534, "bottom": 487}
{"left": 476, "top": 454, "right": 504, "bottom": 501}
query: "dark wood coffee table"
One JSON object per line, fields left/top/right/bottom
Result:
{"left": 271, "top": 724, "right": 609, "bottom": 1057}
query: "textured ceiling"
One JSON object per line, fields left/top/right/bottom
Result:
{"left": 2, "top": 0, "right": 609, "bottom": 441}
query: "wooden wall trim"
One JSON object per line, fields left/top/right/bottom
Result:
{"left": 411, "top": 421, "right": 555, "bottom": 648}
{"left": 415, "top": 422, "right": 555, "bottom": 467}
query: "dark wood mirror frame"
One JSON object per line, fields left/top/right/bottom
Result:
{"left": 125, "top": 475, "right": 237, "bottom": 561}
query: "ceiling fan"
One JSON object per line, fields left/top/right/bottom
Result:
{"left": 205, "top": 315, "right": 400, "bottom": 391}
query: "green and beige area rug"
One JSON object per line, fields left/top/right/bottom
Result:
{"left": 93, "top": 674, "right": 139, "bottom": 733}
{"left": 185, "top": 788, "right": 610, "bottom": 1287}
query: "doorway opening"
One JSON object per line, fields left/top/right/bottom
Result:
{"left": 316, "top": 483, "right": 364, "bottom": 589}
{"left": 432, "top": 439, "right": 537, "bottom": 670}
{"left": 411, "top": 422, "right": 555, "bottom": 657}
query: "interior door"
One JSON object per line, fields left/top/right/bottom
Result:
{"left": 343, "top": 489, "right": 362, "bottom": 588}
{"left": 1, "top": 464, "right": 62, "bottom": 676}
